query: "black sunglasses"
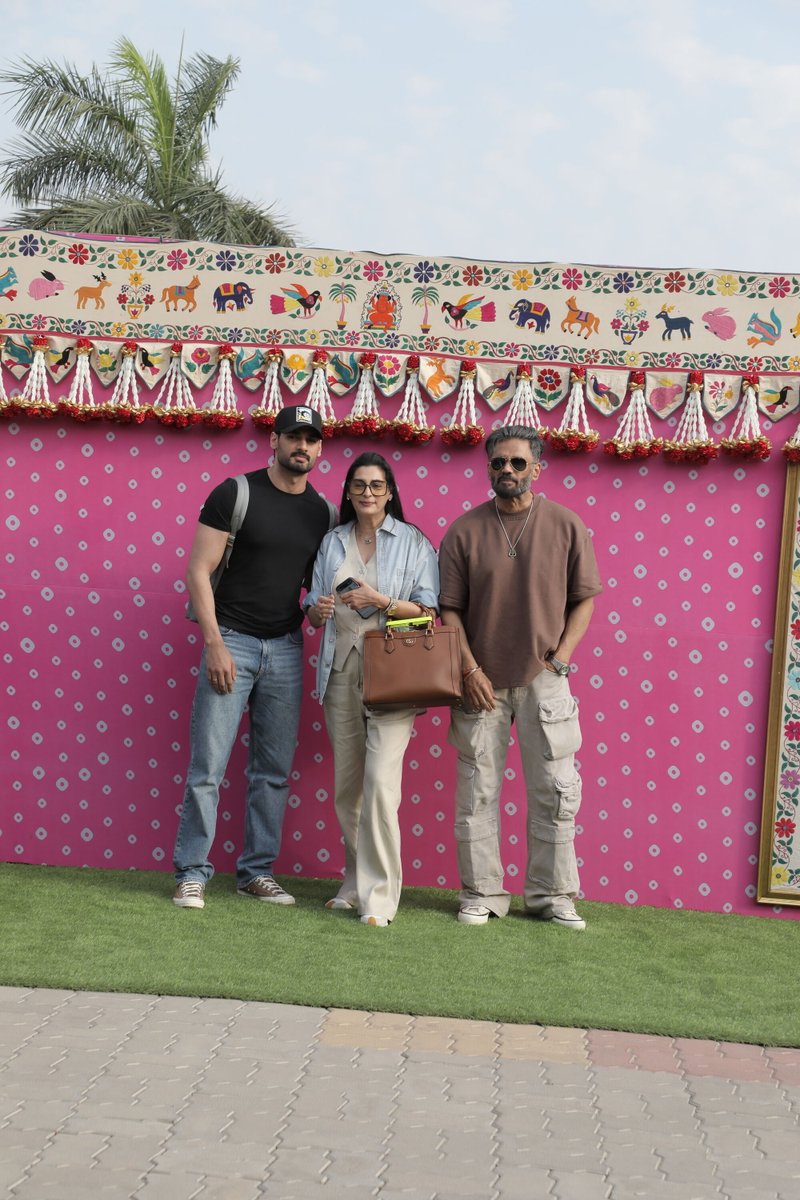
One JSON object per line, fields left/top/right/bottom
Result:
{"left": 489, "top": 456, "right": 532, "bottom": 472}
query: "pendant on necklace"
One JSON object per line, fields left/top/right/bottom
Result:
{"left": 507, "top": 548, "right": 516, "bottom": 558}
{"left": 361, "top": 535, "right": 372, "bottom": 544}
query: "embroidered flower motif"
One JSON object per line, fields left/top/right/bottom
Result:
{"left": 191, "top": 347, "right": 211, "bottom": 366}
{"left": 314, "top": 256, "right": 334, "bottom": 277}
{"left": 775, "top": 818, "right": 797, "bottom": 838}
{"left": 562, "top": 269, "right": 583, "bottom": 290}
{"left": 716, "top": 273, "right": 739, "bottom": 297}
{"left": 784, "top": 720, "right": 800, "bottom": 740}
{"left": 504, "top": 342, "right": 522, "bottom": 357}
{"left": 511, "top": 270, "right": 532, "bottom": 291}
{"left": 265, "top": 252, "right": 287, "bottom": 274}
{"left": 663, "top": 271, "right": 686, "bottom": 293}
{"left": 166, "top": 249, "right": 188, "bottom": 271}
{"left": 111, "top": 322, "right": 127, "bottom": 336}
{"left": 612, "top": 271, "right": 634, "bottom": 294}
{"left": 19, "top": 233, "right": 40, "bottom": 256}
{"left": 227, "top": 328, "right": 243, "bottom": 343}
{"left": 769, "top": 275, "right": 792, "bottom": 298}
{"left": 215, "top": 250, "right": 237, "bottom": 272}
{"left": 68, "top": 242, "right": 89, "bottom": 265}
{"left": 463, "top": 340, "right": 480, "bottom": 356}
{"left": 30, "top": 314, "right": 48, "bottom": 329}
{"left": 70, "top": 320, "right": 88, "bottom": 335}
{"left": 117, "top": 249, "right": 139, "bottom": 269}
{"left": 147, "top": 323, "right": 165, "bottom": 339}
{"left": 665, "top": 353, "right": 682, "bottom": 368}
{"left": 414, "top": 260, "right": 435, "bottom": 284}
{"left": 363, "top": 260, "right": 384, "bottom": 282}
{"left": 462, "top": 265, "right": 484, "bottom": 287}
{"left": 187, "top": 325, "right": 204, "bottom": 340}
{"left": 537, "top": 367, "right": 561, "bottom": 393}
{"left": 780, "top": 766, "right": 800, "bottom": 788}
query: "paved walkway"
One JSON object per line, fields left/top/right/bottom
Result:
{"left": 1, "top": 987, "right": 799, "bottom": 1199}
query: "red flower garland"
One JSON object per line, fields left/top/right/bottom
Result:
{"left": 547, "top": 429, "right": 599, "bottom": 453}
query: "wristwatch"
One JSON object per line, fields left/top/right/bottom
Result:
{"left": 546, "top": 654, "right": 571, "bottom": 676}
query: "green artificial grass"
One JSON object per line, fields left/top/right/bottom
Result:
{"left": 2, "top": 863, "right": 799, "bottom": 1047}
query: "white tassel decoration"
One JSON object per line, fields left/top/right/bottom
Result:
{"left": 505, "top": 365, "right": 541, "bottom": 430}
{"left": 604, "top": 371, "right": 662, "bottom": 459}
{"left": 721, "top": 373, "right": 771, "bottom": 459}
{"left": 548, "top": 367, "right": 598, "bottom": 451}
{"left": 20, "top": 336, "right": 53, "bottom": 412}
{"left": 307, "top": 351, "right": 336, "bottom": 426}
{"left": 108, "top": 342, "right": 142, "bottom": 416}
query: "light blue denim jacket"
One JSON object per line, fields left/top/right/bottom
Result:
{"left": 305, "top": 514, "right": 439, "bottom": 702}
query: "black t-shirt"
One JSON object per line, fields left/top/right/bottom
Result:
{"left": 198, "top": 469, "right": 330, "bottom": 638}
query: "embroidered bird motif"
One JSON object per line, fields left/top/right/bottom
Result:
{"left": 270, "top": 283, "right": 322, "bottom": 318}
{"left": 441, "top": 293, "right": 497, "bottom": 329}
{"left": 481, "top": 371, "right": 513, "bottom": 402}
{"left": 589, "top": 374, "right": 622, "bottom": 413}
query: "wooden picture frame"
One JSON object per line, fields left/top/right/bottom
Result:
{"left": 758, "top": 461, "right": 800, "bottom": 905}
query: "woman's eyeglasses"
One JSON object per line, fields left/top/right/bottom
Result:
{"left": 349, "top": 479, "right": 388, "bottom": 495}
{"left": 489, "top": 456, "right": 532, "bottom": 472}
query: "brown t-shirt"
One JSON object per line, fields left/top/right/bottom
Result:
{"left": 438, "top": 495, "right": 603, "bottom": 688}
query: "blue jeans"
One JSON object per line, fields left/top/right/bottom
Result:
{"left": 173, "top": 626, "right": 304, "bottom": 888}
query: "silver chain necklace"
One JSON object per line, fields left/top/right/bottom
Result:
{"left": 494, "top": 500, "right": 532, "bottom": 558}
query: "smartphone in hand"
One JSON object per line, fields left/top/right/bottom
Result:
{"left": 335, "top": 577, "right": 380, "bottom": 619}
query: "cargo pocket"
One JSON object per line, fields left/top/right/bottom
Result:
{"left": 538, "top": 695, "right": 582, "bottom": 761}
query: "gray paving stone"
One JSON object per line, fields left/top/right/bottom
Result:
{"left": 548, "top": 1171, "right": 611, "bottom": 1200}
{"left": 10, "top": 1163, "right": 146, "bottom": 1198}
{"left": 5, "top": 987, "right": 800, "bottom": 1200}
{"left": 134, "top": 1169, "right": 205, "bottom": 1198}
{"left": 194, "top": 1178, "right": 264, "bottom": 1200}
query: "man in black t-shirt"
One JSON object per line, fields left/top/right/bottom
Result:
{"left": 172, "top": 406, "right": 331, "bottom": 909}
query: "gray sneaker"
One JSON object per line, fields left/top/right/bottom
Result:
{"left": 173, "top": 881, "right": 205, "bottom": 909}
{"left": 237, "top": 875, "right": 295, "bottom": 905}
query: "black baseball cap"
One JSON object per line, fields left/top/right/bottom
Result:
{"left": 274, "top": 405, "right": 323, "bottom": 437}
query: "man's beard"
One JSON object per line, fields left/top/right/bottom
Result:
{"left": 277, "top": 449, "right": 314, "bottom": 475}
{"left": 492, "top": 474, "right": 530, "bottom": 499}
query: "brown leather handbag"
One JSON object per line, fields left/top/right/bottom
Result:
{"left": 362, "top": 618, "right": 463, "bottom": 710}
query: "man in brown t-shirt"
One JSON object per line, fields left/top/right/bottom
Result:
{"left": 439, "top": 425, "right": 602, "bottom": 929}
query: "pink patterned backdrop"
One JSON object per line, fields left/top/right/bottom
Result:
{"left": 2, "top": 395, "right": 795, "bottom": 920}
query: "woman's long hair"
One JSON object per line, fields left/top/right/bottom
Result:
{"left": 338, "top": 452, "right": 406, "bottom": 526}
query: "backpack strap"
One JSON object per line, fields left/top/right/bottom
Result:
{"left": 185, "top": 473, "right": 249, "bottom": 622}
{"left": 221, "top": 473, "right": 250, "bottom": 570}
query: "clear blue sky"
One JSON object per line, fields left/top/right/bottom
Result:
{"left": 2, "top": 0, "right": 799, "bottom": 272}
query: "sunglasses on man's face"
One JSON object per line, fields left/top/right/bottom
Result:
{"left": 349, "top": 479, "right": 388, "bottom": 495}
{"left": 489, "top": 456, "right": 533, "bottom": 472}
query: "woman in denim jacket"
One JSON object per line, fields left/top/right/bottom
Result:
{"left": 305, "top": 452, "right": 439, "bottom": 926}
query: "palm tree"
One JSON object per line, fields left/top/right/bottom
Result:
{"left": 0, "top": 38, "right": 294, "bottom": 246}
{"left": 411, "top": 284, "right": 439, "bottom": 331}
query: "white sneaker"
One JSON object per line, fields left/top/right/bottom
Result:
{"left": 360, "top": 915, "right": 390, "bottom": 927}
{"left": 458, "top": 904, "right": 491, "bottom": 925}
{"left": 537, "top": 901, "right": 586, "bottom": 931}
{"left": 325, "top": 897, "right": 354, "bottom": 911}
